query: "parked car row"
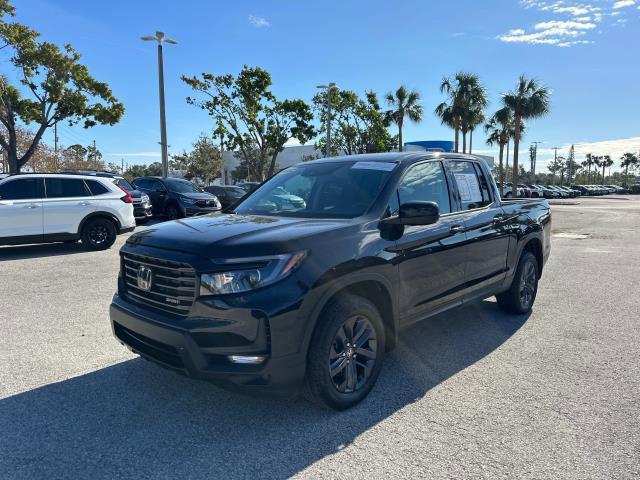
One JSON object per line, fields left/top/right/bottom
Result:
{"left": 498, "top": 181, "right": 627, "bottom": 199}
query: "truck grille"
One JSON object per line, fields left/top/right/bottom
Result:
{"left": 122, "top": 252, "right": 196, "bottom": 316}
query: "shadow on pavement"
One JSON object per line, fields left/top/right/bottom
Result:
{"left": 0, "top": 300, "right": 529, "bottom": 479}
{"left": 0, "top": 241, "right": 89, "bottom": 261}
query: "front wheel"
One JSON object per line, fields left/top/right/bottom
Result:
{"left": 496, "top": 251, "right": 539, "bottom": 314}
{"left": 305, "top": 295, "right": 385, "bottom": 410}
{"left": 166, "top": 204, "right": 183, "bottom": 220}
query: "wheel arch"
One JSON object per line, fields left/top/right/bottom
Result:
{"left": 77, "top": 211, "right": 121, "bottom": 235}
{"left": 302, "top": 272, "right": 398, "bottom": 355}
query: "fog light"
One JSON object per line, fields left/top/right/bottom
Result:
{"left": 228, "top": 355, "right": 267, "bottom": 364}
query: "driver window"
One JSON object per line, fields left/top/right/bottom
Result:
{"left": 397, "top": 162, "right": 451, "bottom": 214}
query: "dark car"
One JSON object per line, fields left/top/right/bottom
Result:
{"left": 203, "top": 185, "right": 247, "bottom": 209}
{"left": 132, "top": 177, "right": 221, "bottom": 219}
{"left": 113, "top": 177, "right": 153, "bottom": 223}
{"left": 111, "top": 153, "right": 551, "bottom": 410}
{"left": 237, "top": 181, "right": 261, "bottom": 194}
{"left": 60, "top": 170, "right": 152, "bottom": 223}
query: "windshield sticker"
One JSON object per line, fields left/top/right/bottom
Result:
{"left": 351, "top": 162, "right": 397, "bottom": 171}
{"left": 454, "top": 173, "right": 483, "bottom": 203}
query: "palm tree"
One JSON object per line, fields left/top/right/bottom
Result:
{"left": 385, "top": 86, "right": 422, "bottom": 152}
{"left": 436, "top": 73, "right": 487, "bottom": 153}
{"left": 502, "top": 75, "right": 551, "bottom": 189}
{"left": 601, "top": 155, "right": 613, "bottom": 184}
{"left": 583, "top": 153, "right": 594, "bottom": 183}
{"left": 466, "top": 107, "right": 485, "bottom": 154}
{"left": 484, "top": 107, "right": 514, "bottom": 197}
{"left": 620, "top": 152, "right": 639, "bottom": 186}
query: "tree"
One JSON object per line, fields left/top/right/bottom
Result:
{"left": 620, "top": 152, "right": 638, "bottom": 186}
{"left": 435, "top": 73, "right": 486, "bottom": 153}
{"left": 465, "top": 107, "right": 485, "bottom": 154}
{"left": 583, "top": 153, "right": 595, "bottom": 183}
{"left": 502, "top": 75, "right": 550, "bottom": 192}
{"left": 0, "top": 1, "right": 124, "bottom": 173}
{"left": 384, "top": 86, "right": 422, "bottom": 152}
{"left": 170, "top": 133, "right": 224, "bottom": 185}
{"left": 313, "top": 89, "right": 396, "bottom": 156}
{"left": 484, "top": 107, "right": 523, "bottom": 197}
{"left": 182, "top": 66, "right": 314, "bottom": 181}
{"left": 596, "top": 155, "right": 613, "bottom": 184}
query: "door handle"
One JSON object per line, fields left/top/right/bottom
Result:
{"left": 25, "top": 203, "right": 40, "bottom": 209}
{"left": 77, "top": 201, "right": 91, "bottom": 206}
{"left": 449, "top": 224, "right": 464, "bottom": 234}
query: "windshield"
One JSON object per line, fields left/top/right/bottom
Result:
{"left": 167, "top": 179, "right": 203, "bottom": 193}
{"left": 234, "top": 161, "right": 395, "bottom": 218}
{"left": 114, "top": 178, "right": 134, "bottom": 191}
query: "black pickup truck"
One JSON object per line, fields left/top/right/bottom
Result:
{"left": 110, "top": 153, "right": 551, "bottom": 409}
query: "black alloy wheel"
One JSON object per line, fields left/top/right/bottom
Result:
{"left": 81, "top": 218, "right": 117, "bottom": 250}
{"left": 329, "top": 315, "right": 377, "bottom": 394}
{"left": 305, "top": 295, "right": 385, "bottom": 410}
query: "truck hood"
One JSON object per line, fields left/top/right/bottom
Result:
{"left": 126, "top": 213, "right": 354, "bottom": 257}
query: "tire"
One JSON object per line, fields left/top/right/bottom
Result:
{"left": 81, "top": 217, "right": 117, "bottom": 251}
{"left": 496, "top": 251, "right": 539, "bottom": 314}
{"left": 505, "top": 192, "right": 512, "bottom": 198}
{"left": 305, "top": 295, "right": 385, "bottom": 410}
{"left": 136, "top": 217, "right": 148, "bottom": 225}
{"left": 166, "top": 204, "right": 183, "bottom": 220}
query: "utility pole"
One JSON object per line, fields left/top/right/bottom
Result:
{"left": 142, "top": 31, "right": 177, "bottom": 178}
{"left": 54, "top": 123, "right": 58, "bottom": 153}
{"left": 530, "top": 141, "right": 542, "bottom": 183}
{"left": 316, "top": 82, "right": 336, "bottom": 157}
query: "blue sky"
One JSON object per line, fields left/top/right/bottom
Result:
{"left": 6, "top": 0, "right": 640, "bottom": 170}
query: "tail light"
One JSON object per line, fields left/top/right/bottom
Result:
{"left": 117, "top": 185, "right": 133, "bottom": 203}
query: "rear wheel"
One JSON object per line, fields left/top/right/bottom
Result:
{"left": 305, "top": 295, "right": 385, "bottom": 410}
{"left": 81, "top": 218, "right": 117, "bottom": 250}
{"left": 497, "top": 251, "right": 539, "bottom": 314}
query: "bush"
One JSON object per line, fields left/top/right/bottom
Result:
{"left": 629, "top": 185, "right": 640, "bottom": 195}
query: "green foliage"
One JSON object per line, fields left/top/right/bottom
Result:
{"left": 182, "top": 65, "right": 314, "bottom": 181}
{"left": 313, "top": 89, "right": 396, "bottom": 156}
{"left": 384, "top": 85, "right": 422, "bottom": 152}
{"left": 0, "top": 0, "right": 124, "bottom": 173}
{"left": 435, "top": 73, "right": 487, "bottom": 153}
{"left": 123, "top": 162, "right": 163, "bottom": 181}
{"left": 502, "top": 75, "right": 551, "bottom": 189}
{"left": 170, "top": 133, "right": 224, "bottom": 184}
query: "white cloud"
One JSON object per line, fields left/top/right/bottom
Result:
{"left": 248, "top": 15, "right": 271, "bottom": 28}
{"left": 500, "top": 1, "right": 633, "bottom": 47}
{"left": 498, "top": 18, "right": 596, "bottom": 45}
{"left": 535, "top": 137, "right": 640, "bottom": 169}
{"left": 612, "top": 0, "right": 635, "bottom": 9}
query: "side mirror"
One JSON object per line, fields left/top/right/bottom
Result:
{"left": 382, "top": 201, "right": 440, "bottom": 226}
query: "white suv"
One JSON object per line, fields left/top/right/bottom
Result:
{"left": 0, "top": 173, "right": 135, "bottom": 250}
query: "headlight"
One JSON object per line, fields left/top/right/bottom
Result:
{"left": 141, "top": 194, "right": 150, "bottom": 203}
{"left": 200, "top": 251, "right": 307, "bottom": 296}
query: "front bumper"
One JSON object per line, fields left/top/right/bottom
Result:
{"left": 184, "top": 206, "right": 220, "bottom": 216}
{"left": 110, "top": 291, "right": 307, "bottom": 391}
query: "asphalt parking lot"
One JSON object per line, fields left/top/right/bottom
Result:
{"left": 1, "top": 196, "right": 639, "bottom": 479}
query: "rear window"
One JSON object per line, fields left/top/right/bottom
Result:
{"left": 448, "top": 161, "right": 492, "bottom": 210}
{"left": 86, "top": 180, "right": 110, "bottom": 196}
{"left": 45, "top": 178, "right": 91, "bottom": 198}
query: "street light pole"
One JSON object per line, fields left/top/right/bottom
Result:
{"left": 316, "top": 83, "right": 336, "bottom": 157}
{"left": 142, "top": 31, "right": 177, "bottom": 178}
